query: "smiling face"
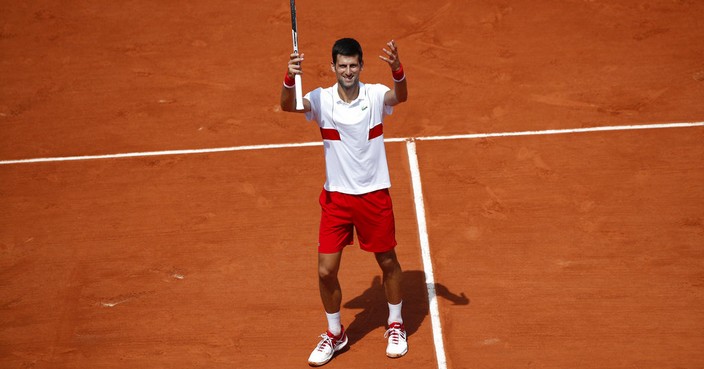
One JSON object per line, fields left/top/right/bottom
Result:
{"left": 332, "top": 54, "right": 362, "bottom": 90}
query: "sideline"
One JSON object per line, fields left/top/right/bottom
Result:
{"left": 406, "top": 139, "right": 447, "bottom": 369}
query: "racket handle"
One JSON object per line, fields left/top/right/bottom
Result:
{"left": 294, "top": 74, "right": 304, "bottom": 110}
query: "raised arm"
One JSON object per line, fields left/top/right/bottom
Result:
{"left": 379, "top": 40, "right": 408, "bottom": 106}
{"left": 280, "top": 52, "right": 311, "bottom": 113}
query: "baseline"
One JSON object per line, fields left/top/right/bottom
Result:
{"left": 1, "top": 121, "right": 702, "bottom": 165}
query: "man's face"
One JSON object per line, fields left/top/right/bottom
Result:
{"left": 332, "top": 54, "right": 362, "bottom": 89}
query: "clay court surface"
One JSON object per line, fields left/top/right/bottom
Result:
{"left": 2, "top": 1, "right": 704, "bottom": 368}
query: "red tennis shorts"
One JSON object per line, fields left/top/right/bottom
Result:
{"left": 318, "top": 188, "right": 398, "bottom": 254}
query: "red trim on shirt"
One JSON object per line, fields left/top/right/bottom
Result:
{"left": 320, "top": 128, "right": 341, "bottom": 140}
{"left": 320, "top": 124, "right": 383, "bottom": 141}
{"left": 368, "top": 124, "right": 384, "bottom": 140}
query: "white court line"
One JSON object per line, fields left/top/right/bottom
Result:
{"left": 1, "top": 121, "right": 702, "bottom": 165}
{"left": 0, "top": 141, "right": 323, "bottom": 165}
{"left": 411, "top": 121, "right": 704, "bottom": 141}
{"left": 406, "top": 139, "right": 447, "bottom": 369}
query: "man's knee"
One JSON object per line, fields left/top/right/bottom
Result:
{"left": 318, "top": 252, "right": 342, "bottom": 281}
{"left": 318, "top": 264, "right": 339, "bottom": 281}
{"left": 376, "top": 250, "right": 401, "bottom": 274}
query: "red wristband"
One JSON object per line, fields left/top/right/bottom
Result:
{"left": 283, "top": 72, "right": 295, "bottom": 88}
{"left": 392, "top": 64, "right": 405, "bottom": 82}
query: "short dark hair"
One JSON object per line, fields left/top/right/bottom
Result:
{"left": 332, "top": 38, "right": 363, "bottom": 66}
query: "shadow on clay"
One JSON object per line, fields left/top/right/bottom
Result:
{"left": 342, "top": 270, "right": 469, "bottom": 348}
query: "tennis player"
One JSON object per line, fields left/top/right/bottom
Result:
{"left": 280, "top": 38, "right": 409, "bottom": 366}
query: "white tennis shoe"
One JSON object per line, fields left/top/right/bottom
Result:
{"left": 307, "top": 326, "right": 348, "bottom": 366}
{"left": 384, "top": 322, "right": 408, "bottom": 358}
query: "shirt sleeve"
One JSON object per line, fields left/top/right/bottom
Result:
{"left": 370, "top": 84, "right": 393, "bottom": 117}
{"left": 304, "top": 88, "right": 322, "bottom": 122}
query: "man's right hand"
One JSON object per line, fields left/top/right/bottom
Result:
{"left": 288, "top": 52, "right": 304, "bottom": 78}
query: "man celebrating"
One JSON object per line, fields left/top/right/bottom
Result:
{"left": 280, "top": 38, "right": 409, "bottom": 366}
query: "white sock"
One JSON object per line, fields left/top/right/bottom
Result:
{"left": 326, "top": 311, "right": 342, "bottom": 336}
{"left": 387, "top": 301, "right": 403, "bottom": 326}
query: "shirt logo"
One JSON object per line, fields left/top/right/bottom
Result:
{"left": 361, "top": 105, "right": 368, "bottom": 111}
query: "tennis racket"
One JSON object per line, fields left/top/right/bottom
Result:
{"left": 290, "top": 0, "right": 304, "bottom": 110}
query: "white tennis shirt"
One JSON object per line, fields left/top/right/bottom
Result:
{"left": 305, "top": 82, "right": 393, "bottom": 195}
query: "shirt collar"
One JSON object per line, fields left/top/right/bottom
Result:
{"left": 333, "top": 82, "right": 367, "bottom": 105}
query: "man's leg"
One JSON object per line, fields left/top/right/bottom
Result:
{"left": 375, "top": 249, "right": 408, "bottom": 358}
{"left": 318, "top": 251, "right": 343, "bottom": 324}
{"left": 308, "top": 251, "right": 348, "bottom": 366}
{"left": 375, "top": 249, "right": 403, "bottom": 305}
